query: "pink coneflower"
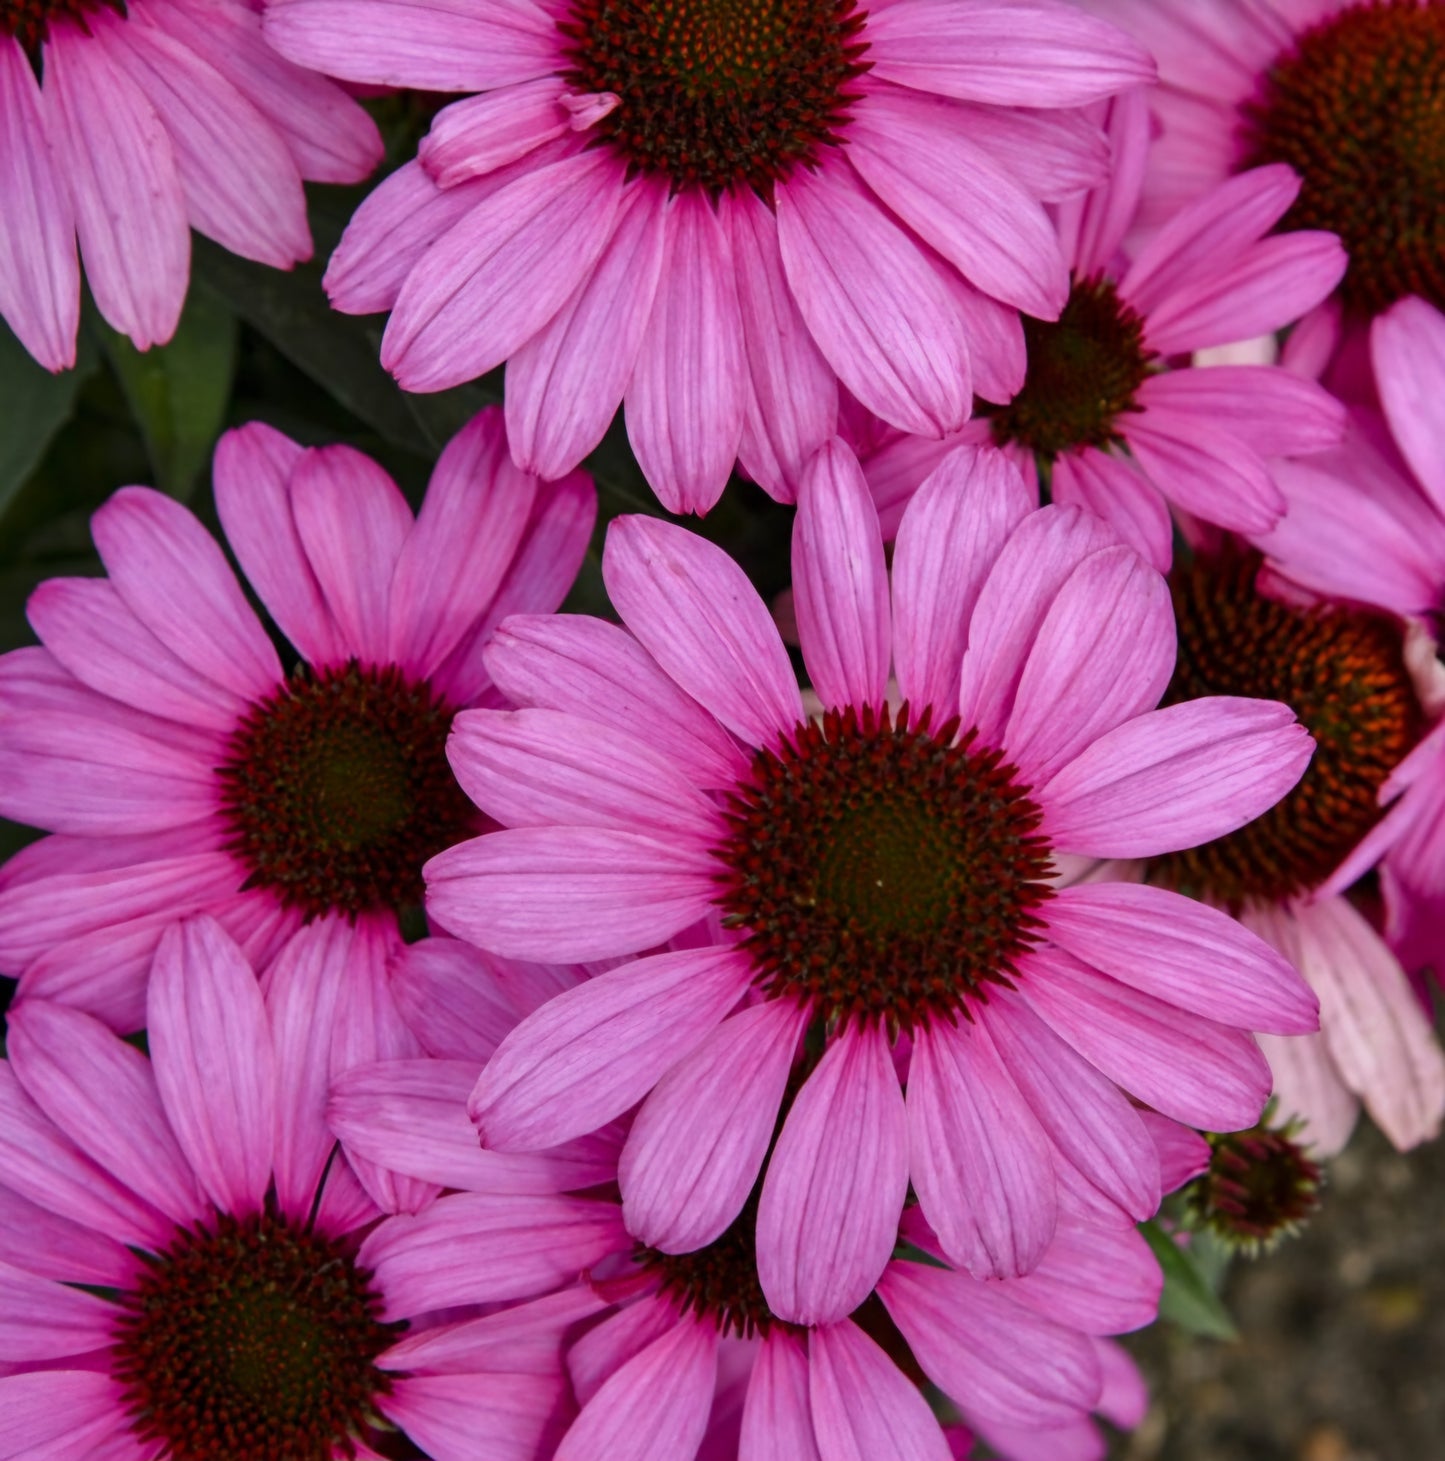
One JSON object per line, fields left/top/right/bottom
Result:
{"left": 858, "top": 90, "right": 1346, "bottom": 567}
{"left": 1085, "top": 0, "right": 1445, "bottom": 323}
{"left": 330, "top": 1044, "right": 1173, "bottom": 1461}
{"left": 1120, "top": 540, "right": 1445, "bottom": 1154}
{"left": 262, "top": 0, "right": 1155, "bottom": 513}
{"left": 0, "top": 408, "right": 594, "bottom": 1054}
{"left": 427, "top": 436, "right": 1318, "bottom": 1321}
{"left": 0, "top": 0, "right": 381, "bottom": 371}
{"left": 0, "top": 915, "right": 624, "bottom": 1460}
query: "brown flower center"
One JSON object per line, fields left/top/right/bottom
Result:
{"left": 1153, "top": 551, "right": 1421, "bottom": 906}
{"left": 1240, "top": 0, "right": 1445, "bottom": 314}
{"left": 112, "top": 1209, "right": 400, "bottom": 1461}
{"left": 984, "top": 274, "right": 1154, "bottom": 461}
{"left": 559, "top": 0, "right": 870, "bottom": 195}
{"left": 714, "top": 704, "right": 1054, "bottom": 1029}
{"left": 218, "top": 660, "right": 475, "bottom": 921}
{"left": 1185, "top": 1116, "right": 1323, "bottom": 1256}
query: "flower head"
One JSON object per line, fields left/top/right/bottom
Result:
{"left": 858, "top": 90, "right": 1347, "bottom": 567}
{"left": 0, "top": 0, "right": 381, "bottom": 370}
{"left": 426, "top": 437, "right": 1318, "bottom": 1322}
{"left": 0, "top": 916, "right": 589, "bottom": 1460}
{"left": 264, "top": 0, "right": 1155, "bottom": 512}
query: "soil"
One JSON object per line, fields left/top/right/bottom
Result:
{"left": 1119, "top": 1121, "right": 1445, "bottom": 1461}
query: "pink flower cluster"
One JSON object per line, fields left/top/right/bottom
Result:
{"left": 0, "top": 0, "right": 1443, "bottom": 1457}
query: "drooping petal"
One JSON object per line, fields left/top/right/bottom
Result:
{"left": 1004, "top": 1220, "right": 1161, "bottom": 1336}
{"left": 469, "top": 946, "right": 754, "bottom": 1151}
{"left": 625, "top": 190, "right": 748, "bottom": 515}
{"left": 1374, "top": 295, "right": 1445, "bottom": 514}
{"left": 621, "top": 998, "right": 809, "bottom": 1253}
{"left": 792, "top": 440, "right": 891, "bottom": 710}
{"left": 1049, "top": 448, "right": 1172, "bottom": 574}
{"left": 148, "top": 917, "right": 276, "bottom": 1216}
{"left": 808, "top": 1318, "right": 953, "bottom": 1461}
{"left": 740, "top": 1330, "right": 822, "bottom": 1461}
{"left": 756, "top": 1022, "right": 909, "bottom": 1325}
{"left": 907, "top": 1016, "right": 1057, "bottom": 1279}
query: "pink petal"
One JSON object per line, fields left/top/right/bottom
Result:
{"left": 775, "top": 156, "right": 971, "bottom": 438}
{"left": 1095, "top": 1336, "right": 1149, "bottom": 1429}
{"left": 91, "top": 487, "right": 282, "bottom": 701}
{"left": 380, "top": 1372, "right": 570, "bottom": 1461}
{"left": 756, "top": 1022, "right": 909, "bottom": 1326}
{"left": 1053, "top": 89, "right": 1149, "bottom": 276}
{"left": 0, "top": 1259, "right": 116, "bottom": 1360}
{"left": 419, "top": 78, "right": 570, "bottom": 186}
{"left": 212, "top": 421, "right": 347, "bottom": 666}
{"left": 808, "top": 1318, "right": 953, "bottom": 1461}
{"left": 957, "top": 504, "right": 1119, "bottom": 746}
{"left": 469, "top": 945, "right": 752, "bottom": 1151}
{"left": 982, "top": 992, "right": 1160, "bottom": 1224}
{"left": 1374, "top": 295, "right": 1445, "bottom": 514}
{"left": 620, "top": 998, "right": 808, "bottom": 1253}
{"left": 0, "top": 1371, "right": 133, "bottom": 1459}
{"left": 507, "top": 176, "right": 668, "bottom": 481}
{"left": 1019, "top": 945, "right": 1272, "bottom": 1131}
{"left": 5, "top": 1000, "right": 205, "bottom": 1229}
{"left": 728, "top": 189, "right": 838, "bottom": 502}
{"left": 1293, "top": 895, "right": 1445, "bottom": 1152}
{"left": 907, "top": 1016, "right": 1057, "bottom": 1279}
{"left": 891, "top": 443, "right": 1033, "bottom": 714}
{"left": 957, "top": 95, "right": 1113, "bottom": 205}
{"left": 792, "top": 440, "right": 891, "bottom": 710}
{"left": 568, "top": 1292, "right": 680, "bottom": 1407}
{"left": 289, "top": 444, "right": 413, "bottom": 663}
{"left": 448, "top": 707, "right": 721, "bottom": 840}
{"left": 1138, "top": 1110, "right": 1211, "bottom": 1195}
{"left": 1004, "top": 1220, "right": 1161, "bottom": 1336}
{"left": 1255, "top": 1026, "right": 1359, "bottom": 1158}
{"left": 426, "top": 825, "right": 720, "bottom": 961}
{"left": 484, "top": 614, "right": 748, "bottom": 789}
{"left": 0, "top": 1184, "right": 135, "bottom": 1287}
{"left": 603, "top": 515, "right": 803, "bottom": 746}
{"left": 626, "top": 190, "right": 748, "bottom": 515}
{"left": 847, "top": 82, "right": 1067, "bottom": 317}
{"left": 330, "top": 1057, "right": 616, "bottom": 1194}
{"left": 146, "top": 0, "right": 382, "bottom": 183}
{"left": 0, "top": 39, "right": 78, "bottom": 371}
{"left": 0, "top": 1062, "right": 170, "bottom": 1249}
{"left": 1045, "top": 882, "right": 1318, "bottom": 1034}
{"left": 1049, "top": 449, "right": 1172, "bottom": 574}
{"left": 866, "top": 2, "right": 1154, "bottom": 106}
{"left": 1139, "top": 367, "right": 1344, "bottom": 460}
{"left": 879, "top": 1260, "right": 1101, "bottom": 1429}
{"left": 262, "top": 916, "right": 356, "bottom": 1223}
{"left": 264, "top": 0, "right": 561, "bottom": 90}
{"left": 387, "top": 407, "right": 536, "bottom": 678}
{"left": 1004, "top": 546, "right": 1174, "bottom": 785}
{"left": 104, "top": 18, "right": 310, "bottom": 268}
{"left": 148, "top": 916, "right": 276, "bottom": 1216}
{"left": 740, "top": 1330, "right": 822, "bottom": 1461}
{"left": 359, "top": 1190, "right": 627, "bottom": 1318}
{"left": 1038, "top": 697, "right": 1313, "bottom": 858}
{"left": 44, "top": 23, "right": 188, "bottom": 350}
{"left": 383, "top": 149, "right": 624, "bottom": 393}
{"left": 29, "top": 577, "right": 248, "bottom": 732}
{"left": 556, "top": 1317, "right": 718, "bottom": 1461}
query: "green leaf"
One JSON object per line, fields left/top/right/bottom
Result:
{"left": 0, "top": 322, "right": 98, "bottom": 522}
{"left": 190, "top": 233, "right": 431, "bottom": 456}
{"left": 95, "top": 290, "right": 237, "bottom": 500}
{"left": 1141, "top": 1221, "right": 1239, "bottom": 1341}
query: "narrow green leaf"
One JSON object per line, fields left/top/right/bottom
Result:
{"left": 96, "top": 290, "right": 237, "bottom": 499}
{"left": 0, "top": 323, "right": 97, "bottom": 521}
{"left": 1140, "top": 1221, "right": 1239, "bottom": 1341}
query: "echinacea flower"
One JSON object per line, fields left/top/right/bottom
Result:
{"left": 0, "top": 0, "right": 381, "bottom": 370}
{"left": 0, "top": 915, "right": 620, "bottom": 1461}
{"left": 263, "top": 0, "right": 1155, "bottom": 512}
{"left": 426, "top": 436, "right": 1317, "bottom": 1323}
{"left": 327, "top": 1041, "right": 1178, "bottom": 1461}
{"left": 1084, "top": 0, "right": 1445, "bottom": 321}
{"left": 0, "top": 408, "right": 593, "bottom": 1066}
{"left": 858, "top": 90, "right": 1347, "bottom": 567}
